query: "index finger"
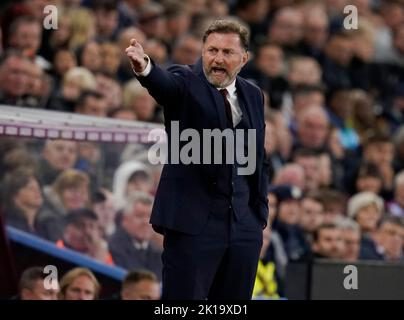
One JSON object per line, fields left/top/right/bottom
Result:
{"left": 130, "top": 38, "right": 138, "bottom": 47}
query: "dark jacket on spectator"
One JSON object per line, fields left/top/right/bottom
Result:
{"left": 108, "top": 226, "right": 162, "bottom": 280}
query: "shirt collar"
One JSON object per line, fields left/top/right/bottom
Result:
{"left": 133, "top": 240, "right": 149, "bottom": 250}
{"left": 217, "top": 79, "right": 237, "bottom": 97}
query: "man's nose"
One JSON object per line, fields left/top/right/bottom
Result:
{"left": 214, "top": 51, "right": 224, "bottom": 64}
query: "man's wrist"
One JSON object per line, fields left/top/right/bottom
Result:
{"left": 134, "top": 55, "right": 152, "bottom": 77}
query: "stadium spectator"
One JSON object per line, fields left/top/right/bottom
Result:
{"left": 355, "top": 162, "right": 383, "bottom": 195}
{"left": 120, "top": 269, "right": 160, "bottom": 300}
{"left": 311, "top": 222, "right": 345, "bottom": 260}
{"left": 92, "top": 188, "right": 117, "bottom": 239}
{"left": 271, "top": 184, "right": 309, "bottom": 261}
{"left": 38, "top": 139, "right": 78, "bottom": 186}
{"left": 253, "top": 224, "right": 280, "bottom": 299}
{"left": 347, "top": 191, "right": 385, "bottom": 260}
{"left": 112, "top": 160, "right": 153, "bottom": 210}
{"left": 388, "top": 170, "right": 404, "bottom": 217}
{"left": 373, "top": 215, "right": 404, "bottom": 262}
{"left": 171, "top": 33, "right": 202, "bottom": 65}
{"left": 7, "top": 15, "right": 50, "bottom": 69}
{"left": 298, "top": 192, "right": 325, "bottom": 245}
{"left": 56, "top": 208, "right": 113, "bottom": 264}
{"left": 1, "top": 167, "right": 48, "bottom": 237}
{"left": 41, "top": 168, "right": 90, "bottom": 221}
{"left": 318, "top": 188, "right": 347, "bottom": 224}
{"left": 18, "top": 266, "right": 59, "bottom": 300}
{"left": 0, "top": 51, "right": 31, "bottom": 106}
{"left": 108, "top": 193, "right": 162, "bottom": 279}
{"left": 338, "top": 218, "right": 361, "bottom": 262}
{"left": 295, "top": 106, "right": 330, "bottom": 152}
{"left": 122, "top": 79, "right": 159, "bottom": 122}
{"left": 74, "top": 89, "right": 108, "bottom": 117}
{"left": 59, "top": 267, "right": 100, "bottom": 300}
{"left": 47, "top": 66, "right": 97, "bottom": 112}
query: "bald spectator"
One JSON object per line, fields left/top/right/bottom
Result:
{"left": 120, "top": 269, "right": 160, "bottom": 300}
{"left": 18, "top": 266, "right": 59, "bottom": 300}
{"left": 295, "top": 106, "right": 330, "bottom": 152}
{"left": 38, "top": 139, "right": 78, "bottom": 186}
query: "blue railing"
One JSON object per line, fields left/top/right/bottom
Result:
{"left": 6, "top": 226, "right": 127, "bottom": 281}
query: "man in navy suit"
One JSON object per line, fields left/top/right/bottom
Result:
{"left": 126, "top": 20, "right": 269, "bottom": 300}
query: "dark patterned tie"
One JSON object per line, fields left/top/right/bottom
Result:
{"left": 219, "top": 89, "right": 233, "bottom": 128}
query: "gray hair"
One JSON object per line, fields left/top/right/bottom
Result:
{"left": 123, "top": 192, "right": 154, "bottom": 216}
{"left": 335, "top": 217, "right": 360, "bottom": 234}
{"left": 347, "top": 191, "right": 384, "bottom": 219}
{"left": 395, "top": 170, "right": 404, "bottom": 187}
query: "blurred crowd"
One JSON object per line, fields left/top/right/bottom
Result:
{"left": 0, "top": 0, "right": 404, "bottom": 300}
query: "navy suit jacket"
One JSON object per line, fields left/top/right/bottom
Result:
{"left": 137, "top": 59, "right": 269, "bottom": 235}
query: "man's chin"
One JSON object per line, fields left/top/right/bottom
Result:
{"left": 207, "top": 75, "right": 230, "bottom": 88}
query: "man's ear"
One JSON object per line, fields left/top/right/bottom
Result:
{"left": 242, "top": 51, "right": 249, "bottom": 67}
{"left": 20, "top": 288, "right": 32, "bottom": 300}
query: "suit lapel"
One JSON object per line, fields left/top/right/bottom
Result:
{"left": 235, "top": 78, "right": 255, "bottom": 128}
{"left": 192, "top": 60, "right": 228, "bottom": 130}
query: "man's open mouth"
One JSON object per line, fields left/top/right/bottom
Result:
{"left": 211, "top": 67, "right": 226, "bottom": 75}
